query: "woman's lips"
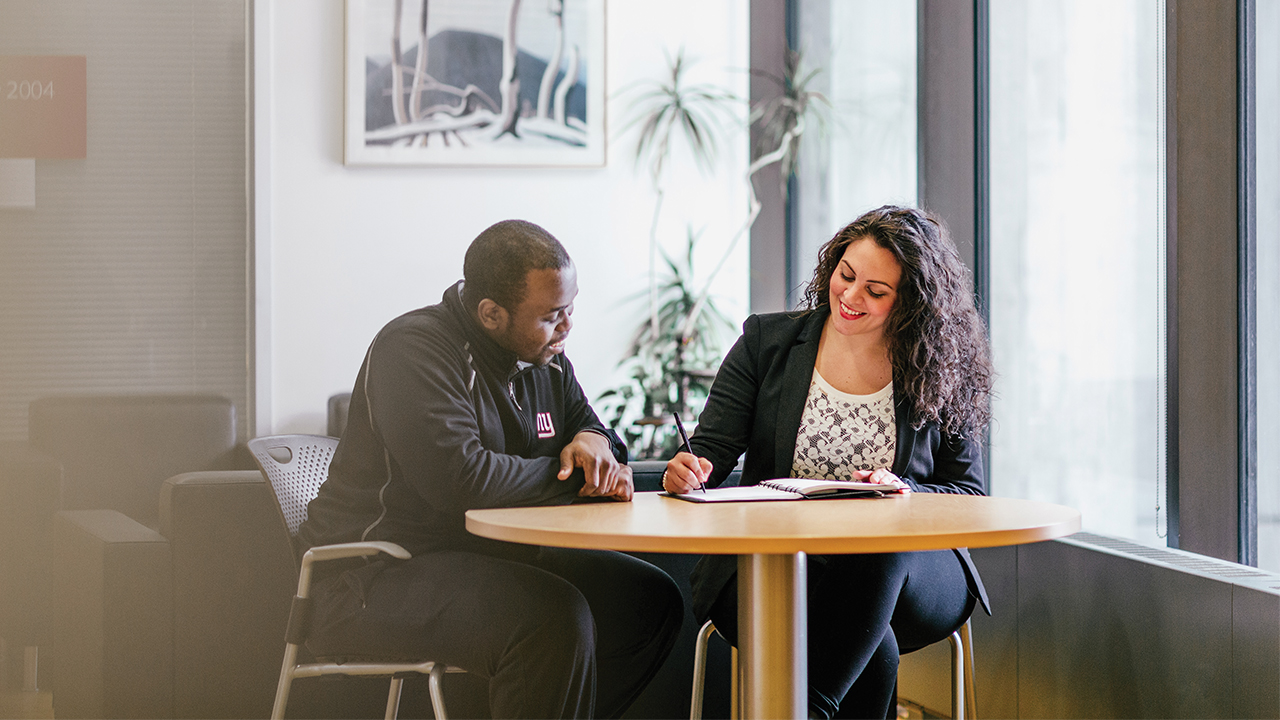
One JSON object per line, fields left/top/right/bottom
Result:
{"left": 839, "top": 301, "right": 866, "bottom": 320}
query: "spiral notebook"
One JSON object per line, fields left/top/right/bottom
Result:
{"left": 664, "top": 478, "right": 898, "bottom": 503}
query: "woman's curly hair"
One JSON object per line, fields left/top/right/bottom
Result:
{"left": 801, "top": 205, "right": 994, "bottom": 439}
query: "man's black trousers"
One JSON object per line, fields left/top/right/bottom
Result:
{"left": 307, "top": 545, "right": 684, "bottom": 719}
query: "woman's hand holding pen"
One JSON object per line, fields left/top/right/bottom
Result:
{"left": 663, "top": 452, "right": 712, "bottom": 494}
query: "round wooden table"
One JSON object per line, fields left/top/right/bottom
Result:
{"left": 466, "top": 491, "right": 1080, "bottom": 719}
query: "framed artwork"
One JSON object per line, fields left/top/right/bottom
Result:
{"left": 344, "top": 0, "right": 606, "bottom": 167}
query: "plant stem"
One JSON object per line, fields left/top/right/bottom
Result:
{"left": 648, "top": 187, "right": 665, "bottom": 341}
{"left": 679, "top": 118, "right": 802, "bottom": 339}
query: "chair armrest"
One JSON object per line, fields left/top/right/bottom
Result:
{"left": 158, "top": 470, "right": 296, "bottom": 719}
{"left": 327, "top": 392, "right": 352, "bottom": 437}
{"left": 304, "top": 541, "right": 412, "bottom": 564}
{"left": 297, "top": 542, "right": 411, "bottom": 599}
{"left": 48, "top": 509, "right": 173, "bottom": 719}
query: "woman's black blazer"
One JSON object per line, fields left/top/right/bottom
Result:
{"left": 687, "top": 308, "right": 992, "bottom": 620}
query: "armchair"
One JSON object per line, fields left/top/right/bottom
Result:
{"left": 0, "top": 394, "right": 252, "bottom": 718}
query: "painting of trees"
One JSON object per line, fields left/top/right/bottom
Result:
{"left": 345, "top": 0, "right": 604, "bottom": 165}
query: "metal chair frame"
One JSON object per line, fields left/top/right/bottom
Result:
{"left": 689, "top": 618, "right": 976, "bottom": 720}
{"left": 248, "top": 434, "right": 463, "bottom": 720}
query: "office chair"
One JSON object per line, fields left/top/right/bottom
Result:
{"left": 248, "top": 434, "right": 463, "bottom": 720}
{"left": 689, "top": 618, "right": 977, "bottom": 720}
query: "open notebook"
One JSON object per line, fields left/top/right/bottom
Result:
{"left": 664, "top": 477, "right": 901, "bottom": 503}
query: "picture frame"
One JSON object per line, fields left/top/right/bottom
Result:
{"left": 344, "top": 0, "right": 606, "bottom": 167}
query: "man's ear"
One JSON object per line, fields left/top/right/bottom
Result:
{"left": 476, "top": 298, "right": 508, "bottom": 332}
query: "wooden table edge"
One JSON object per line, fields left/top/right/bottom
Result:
{"left": 465, "top": 496, "right": 1082, "bottom": 555}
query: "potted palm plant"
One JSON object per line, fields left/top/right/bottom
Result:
{"left": 602, "top": 47, "right": 829, "bottom": 458}
{"left": 597, "top": 229, "right": 735, "bottom": 458}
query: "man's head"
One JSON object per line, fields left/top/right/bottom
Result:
{"left": 463, "top": 220, "right": 578, "bottom": 366}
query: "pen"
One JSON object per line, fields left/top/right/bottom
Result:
{"left": 672, "top": 413, "right": 706, "bottom": 493}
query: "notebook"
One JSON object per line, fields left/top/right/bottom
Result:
{"left": 664, "top": 477, "right": 899, "bottom": 503}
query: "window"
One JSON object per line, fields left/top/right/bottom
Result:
{"left": 790, "top": 0, "right": 917, "bottom": 303}
{"left": 1257, "top": 0, "right": 1280, "bottom": 571}
{"left": 988, "top": 0, "right": 1164, "bottom": 545}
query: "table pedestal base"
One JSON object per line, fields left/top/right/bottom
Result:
{"left": 739, "top": 552, "right": 807, "bottom": 719}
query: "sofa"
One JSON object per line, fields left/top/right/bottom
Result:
{"left": 0, "top": 395, "right": 260, "bottom": 718}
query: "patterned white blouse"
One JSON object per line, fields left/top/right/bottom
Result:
{"left": 791, "top": 369, "right": 896, "bottom": 480}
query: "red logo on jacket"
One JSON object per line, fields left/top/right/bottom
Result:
{"left": 536, "top": 412, "right": 555, "bottom": 439}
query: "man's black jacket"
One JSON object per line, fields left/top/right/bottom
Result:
{"left": 297, "top": 281, "right": 625, "bottom": 558}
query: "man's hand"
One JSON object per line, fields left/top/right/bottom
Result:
{"left": 558, "top": 431, "right": 633, "bottom": 501}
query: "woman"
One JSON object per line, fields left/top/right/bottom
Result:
{"left": 663, "top": 205, "right": 994, "bottom": 719}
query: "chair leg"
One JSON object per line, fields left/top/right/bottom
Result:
{"left": 948, "top": 630, "right": 965, "bottom": 720}
{"left": 690, "top": 620, "right": 741, "bottom": 720}
{"left": 384, "top": 676, "right": 404, "bottom": 720}
{"left": 961, "top": 620, "right": 977, "bottom": 719}
{"left": 271, "top": 644, "right": 300, "bottom": 720}
{"left": 697, "top": 618, "right": 974, "bottom": 720}
{"left": 729, "top": 644, "right": 739, "bottom": 720}
{"left": 428, "top": 664, "right": 449, "bottom": 720}
{"left": 690, "top": 620, "right": 716, "bottom": 720}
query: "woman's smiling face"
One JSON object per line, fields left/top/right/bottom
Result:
{"left": 827, "top": 237, "right": 902, "bottom": 342}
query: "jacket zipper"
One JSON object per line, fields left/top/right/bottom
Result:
{"left": 508, "top": 379, "right": 533, "bottom": 444}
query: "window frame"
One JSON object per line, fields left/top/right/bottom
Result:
{"left": 760, "top": 0, "right": 1260, "bottom": 564}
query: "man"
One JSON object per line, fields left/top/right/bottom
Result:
{"left": 296, "top": 220, "right": 683, "bottom": 719}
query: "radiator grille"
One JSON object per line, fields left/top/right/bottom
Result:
{"left": 1068, "top": 531, "right": 1275, "bottom": 581}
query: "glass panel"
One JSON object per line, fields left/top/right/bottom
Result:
{"left": 0, "top": 1, "right": 249, "bottom": 441}
{"left": 790, "top": 0, "right": 917, "bottom": 305}
{"left": 988, "top": 0, "right": 1165, "bottom": 544}
{"left": 1256, "top": 0, "right": 1280, "bottom": 571}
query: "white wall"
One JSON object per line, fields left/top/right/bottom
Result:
{"left": 257, "top": 0, "right": 750, "bottom": 435}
